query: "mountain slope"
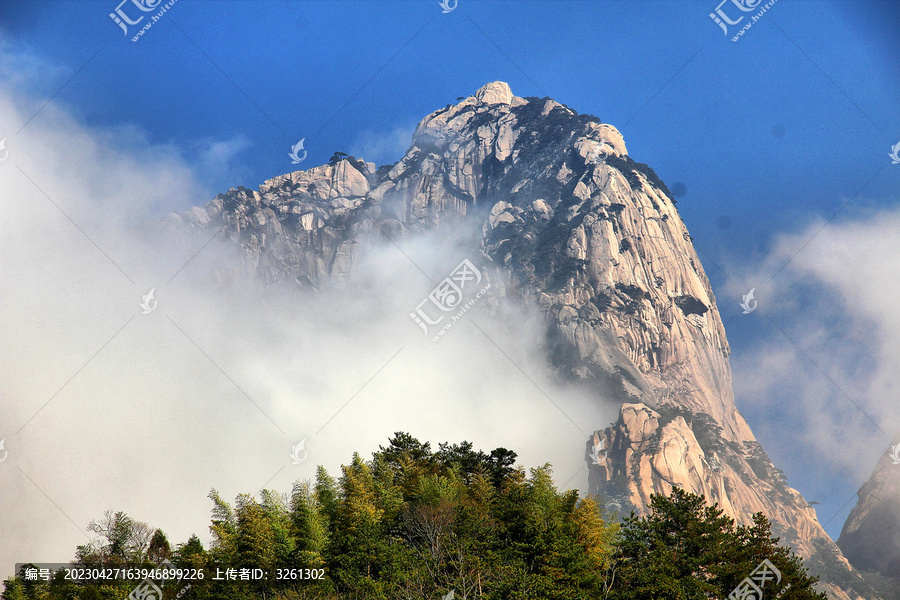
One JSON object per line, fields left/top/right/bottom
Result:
{"left": 838, "top": 442, "right": 900, "bottom": 596}
{"left": 169, "top": 81, "right": 876, "bottom": 599}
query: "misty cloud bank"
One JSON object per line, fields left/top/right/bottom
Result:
{"left": 725, "top": 206, "right": 900, "bottom": 532}
{"left": 0, "top": 42, "right": 610, "bottom": 577}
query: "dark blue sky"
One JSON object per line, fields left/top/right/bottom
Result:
{"left": 3, "top": 0, "right": 899, "bottom": 539}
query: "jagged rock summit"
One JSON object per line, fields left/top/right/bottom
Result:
{"left": 169, "top": 82, "right": 878, "bottom": 599}
{"left": 474, "top": 80, "right": 515, "bottom": 105}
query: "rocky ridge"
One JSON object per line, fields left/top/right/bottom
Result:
{"left": 838, "top": 441, "right": 900, "bottom": 594}
{"left": 169, "top": 81, "right": 877, "bottom": 599}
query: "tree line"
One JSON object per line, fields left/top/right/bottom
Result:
{"left": 3, "top": 432, "right": 827, "bottom": 599}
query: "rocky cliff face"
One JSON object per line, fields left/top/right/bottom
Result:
{"left": 169, "top": 81, "right": 876, "bottom": 599}
{"left": 838, "top": 442, "right": 900, "bottom": 591}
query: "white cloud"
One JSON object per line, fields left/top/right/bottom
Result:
{"left": 0, "top": 44, "right": 613, "bottom": 578}
{"left": 727, "top": 206, "right": 900, "bottom": 487}
{"left": 349, "top": 122, "right": 416, "bottom": 166}
{"left": 192, "top": 135, "right": 252, "bottom": 188}
{"left": 0, "top": 37, "right": 67, "bottom": 99}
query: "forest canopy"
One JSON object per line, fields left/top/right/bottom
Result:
{"left": 3, "top": 433, "right": 825, "bottom": 600}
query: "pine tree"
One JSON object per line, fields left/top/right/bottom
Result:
{"left": 610, "top": 488, "right": 827, "bottom": 600}
{"left": 148, "top": 529, "right": 171, "bottom": 563}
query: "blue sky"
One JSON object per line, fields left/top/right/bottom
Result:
{"left": 2, "top": 0, "right": 899, "bottom": 545}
